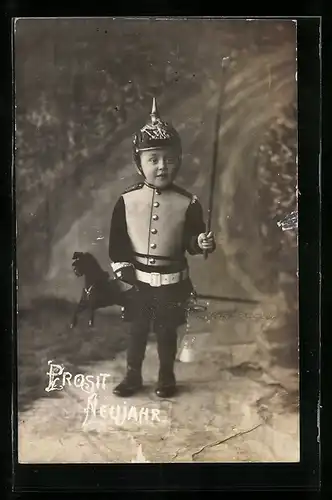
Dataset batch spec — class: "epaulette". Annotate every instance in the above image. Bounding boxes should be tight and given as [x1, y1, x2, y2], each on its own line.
[122, 182, 144, 195]
[172, 184, 198, 202]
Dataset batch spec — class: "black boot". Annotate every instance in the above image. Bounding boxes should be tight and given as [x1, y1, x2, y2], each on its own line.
[155, 326, 178, 398]
[113, 316, 149, 397]
[155, 371, 177, 398]
[113, 367, 143, 397]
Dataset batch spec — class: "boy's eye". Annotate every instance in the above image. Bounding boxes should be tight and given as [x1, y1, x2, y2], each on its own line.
[147, 156, 176, 165]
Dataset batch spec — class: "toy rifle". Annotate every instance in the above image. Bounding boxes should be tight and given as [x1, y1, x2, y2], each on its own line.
[204, 56, 230, 259]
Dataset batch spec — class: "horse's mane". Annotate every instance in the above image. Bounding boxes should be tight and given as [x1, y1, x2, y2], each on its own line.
[84, 252, 109, 279]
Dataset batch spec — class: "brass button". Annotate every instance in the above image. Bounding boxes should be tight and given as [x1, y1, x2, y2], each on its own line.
[152, 214, 159, 221]
[150, 243, 157, 249]
[155, 190, 161, 195]
[151, 228, 157, 234]
[149, 258, 156, 264]
[153, 201, 160, 208]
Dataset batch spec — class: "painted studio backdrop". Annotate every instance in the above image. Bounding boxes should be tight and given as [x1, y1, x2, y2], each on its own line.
[15, 18, 298, 463]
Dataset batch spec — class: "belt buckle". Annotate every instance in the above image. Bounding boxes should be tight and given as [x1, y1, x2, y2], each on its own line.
[150, 272, 162, 287]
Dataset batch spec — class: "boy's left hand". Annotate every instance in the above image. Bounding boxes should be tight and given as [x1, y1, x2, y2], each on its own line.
[197, 231, 216, 252]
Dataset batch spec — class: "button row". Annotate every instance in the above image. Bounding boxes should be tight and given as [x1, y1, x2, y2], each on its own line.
[150, 194, 160, 263]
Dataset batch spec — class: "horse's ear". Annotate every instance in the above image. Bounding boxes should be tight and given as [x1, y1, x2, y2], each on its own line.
[73, 251, 83, 259]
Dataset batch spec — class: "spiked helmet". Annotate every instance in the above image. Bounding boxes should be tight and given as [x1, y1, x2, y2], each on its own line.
[132, 98, 182, 173]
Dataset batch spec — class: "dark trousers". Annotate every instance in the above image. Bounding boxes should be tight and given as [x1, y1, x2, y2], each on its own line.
[125, 280, 190, 384]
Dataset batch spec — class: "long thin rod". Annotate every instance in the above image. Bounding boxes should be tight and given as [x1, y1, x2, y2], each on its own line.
[204, 57, 229, 259]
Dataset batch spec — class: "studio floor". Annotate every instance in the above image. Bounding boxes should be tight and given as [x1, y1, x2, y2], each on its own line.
[17, 298, 299, 463]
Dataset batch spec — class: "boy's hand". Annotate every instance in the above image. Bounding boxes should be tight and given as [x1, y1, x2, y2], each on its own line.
[197, 231, 215, 252]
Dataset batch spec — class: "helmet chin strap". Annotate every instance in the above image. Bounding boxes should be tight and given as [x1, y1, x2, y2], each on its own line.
[133, 161, 142, 176]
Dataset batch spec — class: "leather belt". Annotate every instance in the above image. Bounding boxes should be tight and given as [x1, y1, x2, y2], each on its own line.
[135, 268, 189, 287]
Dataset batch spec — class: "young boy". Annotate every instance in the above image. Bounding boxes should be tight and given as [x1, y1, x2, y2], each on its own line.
[109, 98, 215, 398]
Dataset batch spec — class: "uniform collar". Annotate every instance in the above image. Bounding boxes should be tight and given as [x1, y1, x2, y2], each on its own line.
[143, 180, 174, 192]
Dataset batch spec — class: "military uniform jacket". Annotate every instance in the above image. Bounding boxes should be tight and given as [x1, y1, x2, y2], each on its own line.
[109, 182, 206, 276]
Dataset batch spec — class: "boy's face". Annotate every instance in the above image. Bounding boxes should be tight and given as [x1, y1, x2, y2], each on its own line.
[139, 148, 180, 189]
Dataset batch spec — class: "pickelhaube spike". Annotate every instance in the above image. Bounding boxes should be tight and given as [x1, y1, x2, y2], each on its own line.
[150, 97, 159, 124]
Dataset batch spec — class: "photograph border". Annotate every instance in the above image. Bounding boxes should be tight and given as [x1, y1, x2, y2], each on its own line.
[3, 13, 321, 493]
